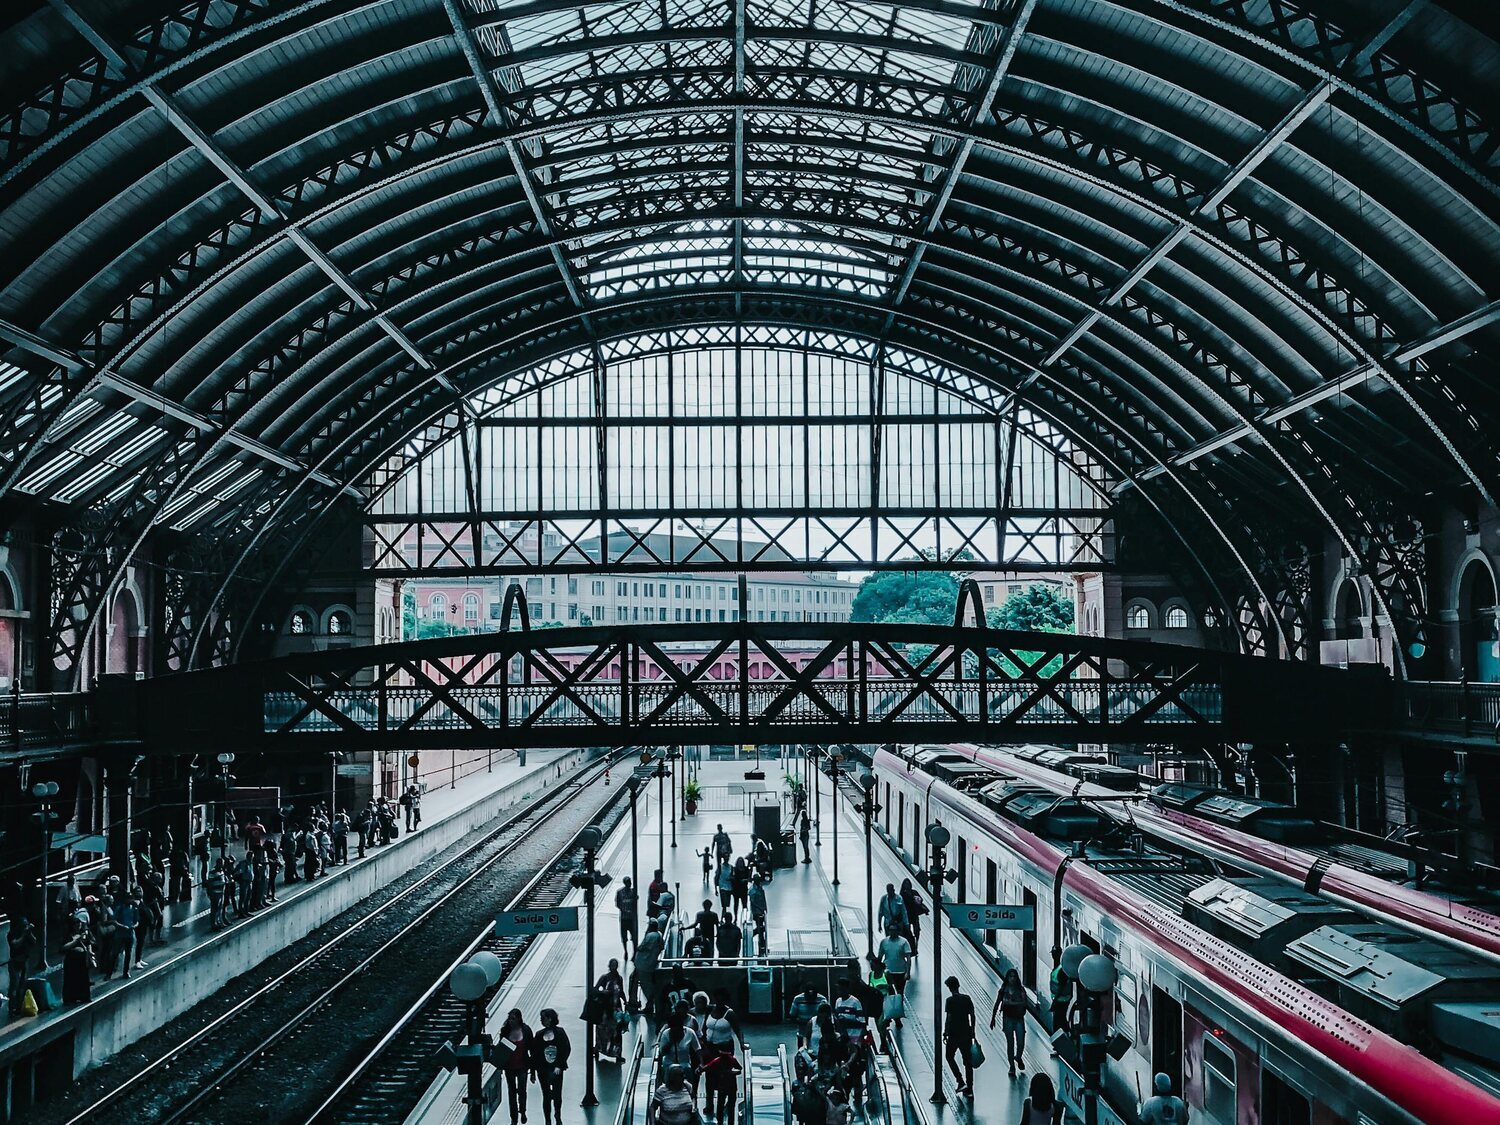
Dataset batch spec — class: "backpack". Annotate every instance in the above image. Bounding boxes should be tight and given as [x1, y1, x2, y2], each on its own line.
[792, 1082, 825, 1125]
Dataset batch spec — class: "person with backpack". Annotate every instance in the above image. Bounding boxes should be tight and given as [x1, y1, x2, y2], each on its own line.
[1140, 1073, 1190, 1124]
[532, 1008, 571, 1125]
[648, 1063, 700, 1125]
[701, 1042, 743, 1125]
[655, 1012, 703, 1078]
[1018, 1073, 1065, 1125]
[1048, 964, 1073, 1047]
[712, 824, 732, 864]
[990, 968, 1029, 1077]
[497, 1009, 534, 1125]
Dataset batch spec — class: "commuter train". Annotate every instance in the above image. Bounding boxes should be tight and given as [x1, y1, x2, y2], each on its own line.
[873, 747, 1500, 1125]
[940, 741, 1500, 967]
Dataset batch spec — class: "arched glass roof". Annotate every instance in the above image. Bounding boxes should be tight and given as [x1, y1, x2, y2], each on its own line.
[0, 0, 1496, 673]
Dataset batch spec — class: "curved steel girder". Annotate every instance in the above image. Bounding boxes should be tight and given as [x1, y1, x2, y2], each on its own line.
[189, 288, 1289, 667]
[6, 0, 1491, 204]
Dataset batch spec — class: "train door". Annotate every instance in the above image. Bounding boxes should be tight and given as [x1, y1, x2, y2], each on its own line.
[1022, 888, 1038, 988]
[896, 796, 905, 854]
[1260, 1068, 1311, 1125]
[1152, 988, 1182, 1096]
[956, 835, 968, 901]
[985, 858, 999, 950]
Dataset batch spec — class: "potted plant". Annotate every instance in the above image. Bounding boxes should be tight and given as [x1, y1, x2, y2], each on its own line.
[683, 778, 702, 815]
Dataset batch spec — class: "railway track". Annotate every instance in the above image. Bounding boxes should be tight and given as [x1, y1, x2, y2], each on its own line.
[41, 754, 624, 1125]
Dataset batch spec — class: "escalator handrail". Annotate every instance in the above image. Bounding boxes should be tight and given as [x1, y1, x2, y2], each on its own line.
[885, 1039, 930, 1125]
[616, 1034, 648, 1125]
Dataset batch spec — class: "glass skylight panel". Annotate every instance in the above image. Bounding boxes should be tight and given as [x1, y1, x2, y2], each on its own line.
[18, 450, 82, 494]
[0, 360, 26, 397]
[52, 460, 117, 504]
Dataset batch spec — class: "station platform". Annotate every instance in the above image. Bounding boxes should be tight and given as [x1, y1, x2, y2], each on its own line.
[0, 746, 594, 1084]
[412, 754, 1078, 1125]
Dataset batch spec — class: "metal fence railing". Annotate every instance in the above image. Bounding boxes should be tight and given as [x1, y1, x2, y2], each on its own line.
[1403, 679, 1500, 739]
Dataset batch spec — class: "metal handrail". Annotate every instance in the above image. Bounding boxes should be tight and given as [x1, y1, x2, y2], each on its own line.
[886, 1039, 929, 1125]
[614, 1035, 647, 1125]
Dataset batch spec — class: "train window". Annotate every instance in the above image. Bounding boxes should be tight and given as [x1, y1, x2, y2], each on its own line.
[1112, 967, 1137, 1046]
[1260, 1069, 1310, 1125]
[1201, 1036, 1236, 1122]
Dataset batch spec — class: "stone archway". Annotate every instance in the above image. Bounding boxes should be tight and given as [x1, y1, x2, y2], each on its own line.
[1458, 558, 1499, 682]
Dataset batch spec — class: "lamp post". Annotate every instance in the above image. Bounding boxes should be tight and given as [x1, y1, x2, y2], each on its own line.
[215, 752, 236, 858]
[655, 748, 666, 871]
[812, 746, 823, 845]
[444, 952, 504, 1125]
[1074, 953, 1119, 1125]
[571, 825, 612, 1107]
[31, 781, 61, 970]
[857, 767, 879, 954]
[925, 822, 956, 1105]
[829, 748, 843, 886]
[669, 747, 678, 847]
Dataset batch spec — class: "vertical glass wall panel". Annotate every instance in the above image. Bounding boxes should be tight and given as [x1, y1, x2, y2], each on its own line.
[480, 425, 540, 511]
[608, 425, 670, 508]
[881, 424, 936, 507]
[937, 423, 995, 508]
[742, 425, 805, 506]
[676, 349, 735, 417]
[675, 426, 739, 506]
[540, 426, 599, 511]
[809, 424, 871, 507]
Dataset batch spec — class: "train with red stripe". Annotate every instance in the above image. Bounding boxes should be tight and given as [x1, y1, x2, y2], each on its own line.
[872, 746, 1500, 1125]
[951, 741, 1500, 968]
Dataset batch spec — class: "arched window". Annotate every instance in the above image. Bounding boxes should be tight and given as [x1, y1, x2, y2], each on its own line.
[430, 592, 448, 619]
[1125, 603, 1152, 630]
[289, 610, 312, 635]
[464, 593, 480, 624]
[327, 610, 351, 636]
[1164, 605, 1189, 629]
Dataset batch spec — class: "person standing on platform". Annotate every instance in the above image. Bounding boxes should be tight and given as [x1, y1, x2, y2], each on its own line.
[7, 916, 37, 1017]
[695, 899, 719, 948]
[715, 913, 743, 963]
[731, 857, 751, 919]
[235, 852, 255, 915]
[799, 812, 812, 864]
[715, 857, 734, 915]
[206, 859, 228, 930]
[354, 804, 371, 858]
[61, 914, 93, 1005]
[532, 1008, 571, 1125]
[170, 842, 191, 903]
[193, 830, 211, 884]
[632, 918, 664, 1014]
[942, 976, 977, 1095]
[332, 811, 350, 865]
[498, 1009, 534, 1125]
[264, 840, 280, 904]
[616, 876, 639, 957]
[990, 967, 1028, 1077]
[748, 875, 768, 932]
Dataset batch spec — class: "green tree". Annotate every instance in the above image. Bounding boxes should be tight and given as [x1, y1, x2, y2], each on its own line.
[850, 571, 960, 624]
[991, 584, 1075, 633]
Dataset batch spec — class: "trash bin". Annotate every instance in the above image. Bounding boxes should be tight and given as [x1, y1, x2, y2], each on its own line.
[777, 830, 797, 868]
[747, 966, 775, 1015]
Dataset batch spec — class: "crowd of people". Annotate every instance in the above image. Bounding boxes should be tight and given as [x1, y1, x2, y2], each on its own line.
[5, 782, 427, 1015]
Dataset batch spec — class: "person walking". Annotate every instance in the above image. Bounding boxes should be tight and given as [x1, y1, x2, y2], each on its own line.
[590, 958, 627, 1063]
[615, 876, 638, 957]
[648, 867, 669, 911]
[877, 925, 912, 1001]
[899, 878, 925, 945]
[632, 918, 664, 1014]
[1019, 1073, 1066, 1124]
[748, 875, 768, 934]
[107, 893, 139, 979]
[730, 857, 751, 919]
[1139, 1073, 1190, 1124]
[712, 824, 732, 865]
[532, 1008, 571, 1125]
[655, 1012, 703, 1086]
[498, 1009, 534, 1125]
[1048, 964, 1072, 1047]
[715, 858, 734, 915]
[877, 882, 906, 932]
[798, 812, 812, 864]
[942, 975, 977, 1095]
[789, 983, 827, 1047]
[129, 887, 152, 968]
[698, 845, 714, 882]
[7, 916, 37, 1017]
[990, 967, 1029, 1077]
